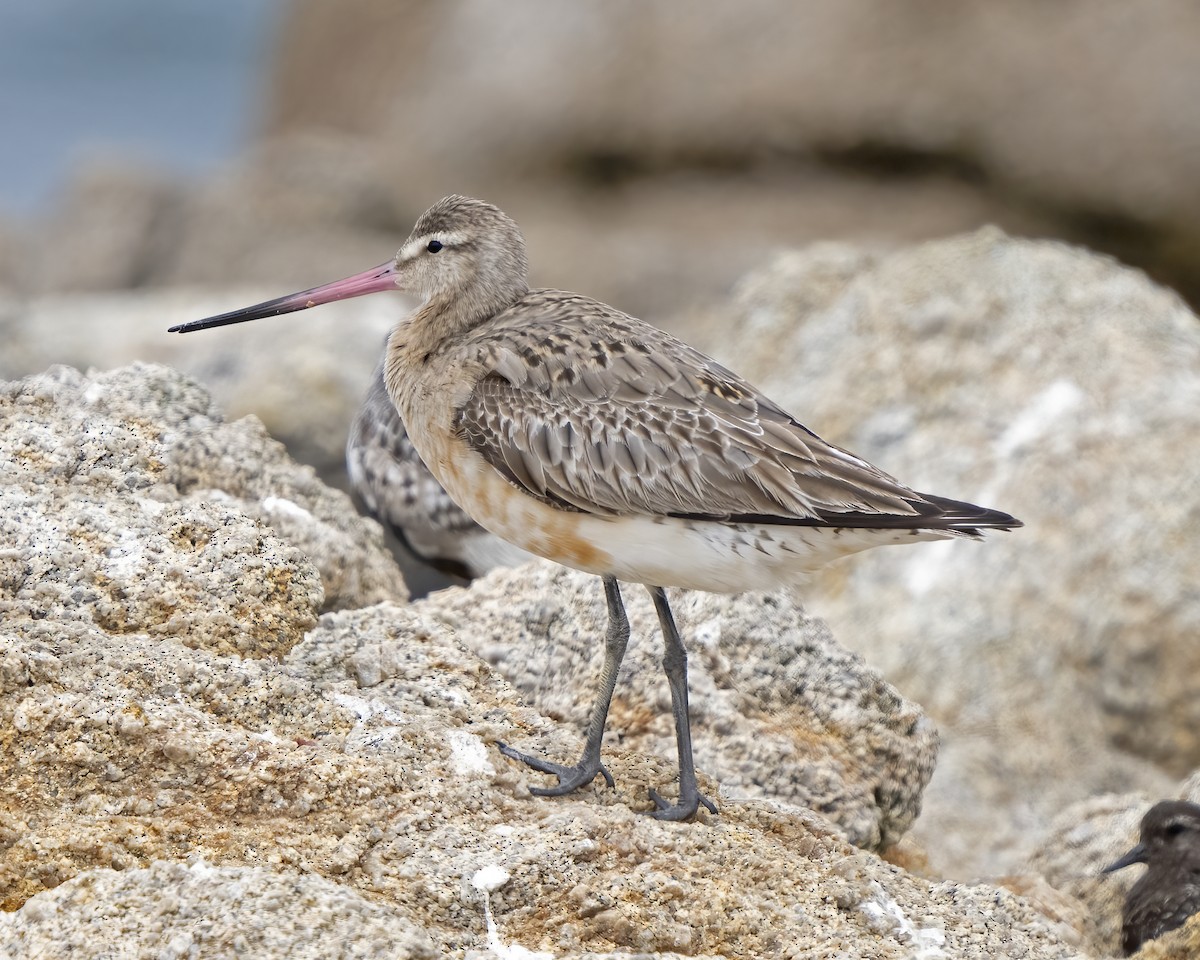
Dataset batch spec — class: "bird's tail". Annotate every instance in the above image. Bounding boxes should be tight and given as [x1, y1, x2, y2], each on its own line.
[918, 493, 1023, 538]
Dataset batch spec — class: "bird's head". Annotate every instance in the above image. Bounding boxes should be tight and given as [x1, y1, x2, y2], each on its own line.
[168, 196, 529, 335]
[1103, 800, 1200, 874]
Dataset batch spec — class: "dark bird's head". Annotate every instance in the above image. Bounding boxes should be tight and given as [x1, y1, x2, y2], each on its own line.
[1104, 801, 1200, 955]
[1104, 800, 1200, 876]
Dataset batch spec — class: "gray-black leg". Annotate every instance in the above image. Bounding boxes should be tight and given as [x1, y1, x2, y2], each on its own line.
[498, 575, 629, 796]
[646, 586, 717, 820]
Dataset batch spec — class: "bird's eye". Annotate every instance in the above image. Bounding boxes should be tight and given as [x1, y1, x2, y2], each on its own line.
[426, 240, 443, 253]
[1166, 822, 1187, 837]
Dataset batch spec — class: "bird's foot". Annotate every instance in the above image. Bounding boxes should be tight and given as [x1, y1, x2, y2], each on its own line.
[497, 741, 614, 796]
[647, 786, 718, 821]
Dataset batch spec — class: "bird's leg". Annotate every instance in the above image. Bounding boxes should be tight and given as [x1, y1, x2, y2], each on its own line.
[498, 575, 629, 795]
[646, 586, 718, 821]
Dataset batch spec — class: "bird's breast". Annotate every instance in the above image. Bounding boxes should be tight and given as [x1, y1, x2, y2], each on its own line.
[413, 424, 617, 575]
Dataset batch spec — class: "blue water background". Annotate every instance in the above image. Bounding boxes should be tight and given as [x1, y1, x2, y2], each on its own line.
[0, 0, 282, 217]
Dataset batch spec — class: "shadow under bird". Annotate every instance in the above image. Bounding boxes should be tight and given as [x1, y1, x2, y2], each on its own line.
[1105, 799, 1200, 955]
[170, 195, 1021, 821]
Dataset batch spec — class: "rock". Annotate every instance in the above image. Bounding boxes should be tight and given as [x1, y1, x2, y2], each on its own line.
[418, 561, 938, 851]
[691, 229, 1198, 878]
[0, 860, 439, 960]
[28, 159, 184, 293]
[269, 1, 1200, 233]
[0, 364, 1082, 957]
[0, 364, 405, 637]
[0, 290, 397, 481]
[0, 602, 1083, 959]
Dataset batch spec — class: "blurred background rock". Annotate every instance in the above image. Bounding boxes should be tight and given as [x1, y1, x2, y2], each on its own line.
[8, 0, 1200, 303]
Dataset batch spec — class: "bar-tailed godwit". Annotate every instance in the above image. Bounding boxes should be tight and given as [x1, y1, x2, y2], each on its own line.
[171, 195, 1021, 820]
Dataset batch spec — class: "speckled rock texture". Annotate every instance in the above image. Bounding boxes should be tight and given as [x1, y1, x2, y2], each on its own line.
[1, 363, 406, 632]
[1027, 777, 1200, 958]
[0, 599, 1085, 958]
[0, 860, 439, 960]
[686, 229, 1200, 879]
[419, 560, 937, 852]
[0, 293, 396, 483]
[0, 365, 1084, 958]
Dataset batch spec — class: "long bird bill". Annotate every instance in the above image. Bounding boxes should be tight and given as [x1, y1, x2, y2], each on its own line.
[168, 261, 400, 333]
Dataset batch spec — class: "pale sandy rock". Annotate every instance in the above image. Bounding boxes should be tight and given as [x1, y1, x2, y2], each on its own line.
[0, 346, 1084, 956]
[0, 601, 1081, 958]
[994, 875, 1090, 954]
[0, 290, 397, 480]
[0, 860, 439, 960]
[416, 561, 938, 852]
[1, 366, 321, 657]
[0, 364, 405, 622]
[690, 230, 1198, 878]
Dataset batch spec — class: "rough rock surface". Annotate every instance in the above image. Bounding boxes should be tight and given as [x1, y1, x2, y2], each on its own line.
[0, 364, 406, 625]
[1028, 778, 1200, 957]
[0, 594, 1084, 959]
[0, 860, 439, 960]
[0, 365, 1083, 958]
[421, 561, 938, 851]
[686, 229, 1198, 878]
[0, 290, 397, 481]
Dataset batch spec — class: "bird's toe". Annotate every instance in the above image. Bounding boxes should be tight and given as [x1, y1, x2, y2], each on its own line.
[647, 786, 718, 821]
[496, 741, 614, 795]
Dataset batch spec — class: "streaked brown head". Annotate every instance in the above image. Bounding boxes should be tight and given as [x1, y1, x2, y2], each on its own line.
[169, 195, 528, 335]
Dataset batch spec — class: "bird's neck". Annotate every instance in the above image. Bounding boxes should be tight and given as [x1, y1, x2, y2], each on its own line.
[408, 280, 527, 349]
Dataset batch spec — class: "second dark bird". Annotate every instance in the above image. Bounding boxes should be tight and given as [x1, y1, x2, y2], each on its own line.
[1104, 799, 1200, 955]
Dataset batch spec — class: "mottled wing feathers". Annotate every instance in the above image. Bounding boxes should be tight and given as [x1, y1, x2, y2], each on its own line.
[454, 291, 1016, 532]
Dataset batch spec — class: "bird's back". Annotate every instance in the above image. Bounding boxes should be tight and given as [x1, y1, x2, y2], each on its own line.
[448, 288, 1020, 535]
[1123, 866, 1200, 954]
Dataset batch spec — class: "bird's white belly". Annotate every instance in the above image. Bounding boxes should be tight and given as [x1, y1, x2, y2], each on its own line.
[554, 510, 944, 593]
[418, 429, 945, 592]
